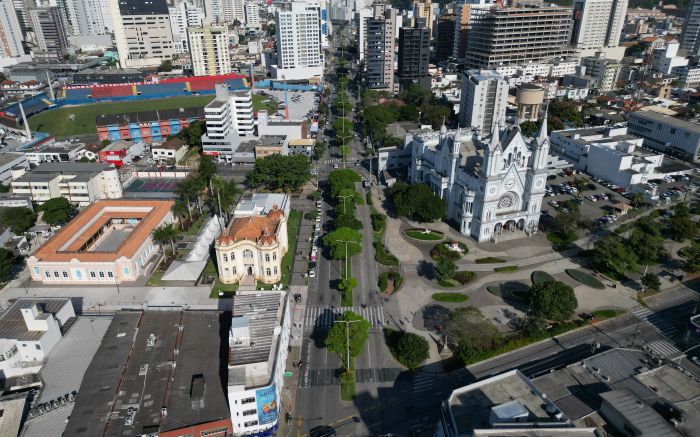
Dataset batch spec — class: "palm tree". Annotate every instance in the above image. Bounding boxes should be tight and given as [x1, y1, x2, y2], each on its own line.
[631, 192, 645, 208]
[171, 200, 189, 230]
[152, 224, 178, 257]
[212, 176, 241, 220]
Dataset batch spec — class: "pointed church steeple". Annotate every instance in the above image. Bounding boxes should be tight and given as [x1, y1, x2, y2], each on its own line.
[488, 121, 501, 152]
[440, 116, 447, 135]
[537, 103, 549, 145]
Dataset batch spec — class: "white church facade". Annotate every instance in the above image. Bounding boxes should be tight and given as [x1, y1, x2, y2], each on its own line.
[408, 121, 551, 243]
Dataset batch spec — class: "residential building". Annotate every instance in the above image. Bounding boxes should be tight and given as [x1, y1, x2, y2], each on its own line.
[408, 121, 550, 242]
[12, 0, 31, 34]
[72, 0, 114, 35]
[288, 138, 315, 156]
[98, 139, 146, 167]
[215, 195, 289, 285]
[273, 1, 324, 80]
[435, 12, 455, 63]
[11, 162, 123, 205]
[224, 0, 245, 24]
[245, 1, 261, 29]
[463, 5, 575, 70]
[397, 18, 431, 90]
[225, 291, 290, 436]
[681, 0, 700, 56]
[203, 0, 225, 23]
[201, 85, 255, 159]
[366, 3, 397, 91]
[580, 52, 621, 92]
[676, 65, 700, 88]
[29, 7, 70, 62]
[0, 153, 28, 184]
[515, 84, 544, 123]
[0, 298, 75, 380]
[413, 0, 434, 34]
[571, 0, 628, 59]
[188, 22, 231, 76]
[27, 200, 175, 284]
[0, 0, 25, 58]
[169, 1, 205, 53]
[355, 7, 372, 61]
[452, 0, 491, 62]
[64, 311, 233, 437]
[151, 137, 188, 164]
[109, 0, 175, 68]
[459, 69, 508, 136]
[628, 111, 700, 161]
[651, 40, 688, 74]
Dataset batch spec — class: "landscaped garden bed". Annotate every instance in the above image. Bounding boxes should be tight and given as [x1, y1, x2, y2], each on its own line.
[566, 269, 605, 289]
[403, 228, 444, 241]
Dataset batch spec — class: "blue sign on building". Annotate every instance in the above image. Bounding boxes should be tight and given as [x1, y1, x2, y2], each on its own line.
[256, 384, 278, 425]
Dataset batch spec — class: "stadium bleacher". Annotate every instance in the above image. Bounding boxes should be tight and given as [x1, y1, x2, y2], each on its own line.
[137, 82, 186, 96]
[90, 84, 133, 98]
[2, 92, 54, 118]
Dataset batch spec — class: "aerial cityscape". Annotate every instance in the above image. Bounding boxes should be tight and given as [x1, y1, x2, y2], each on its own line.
[0, 0, 699, 435]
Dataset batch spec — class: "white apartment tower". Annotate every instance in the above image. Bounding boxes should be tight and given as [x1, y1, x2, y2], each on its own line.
[571, 0, 628, 58]
[223, 0, 245, 23]
[365, 3, 397, 90]
[203, 0, 224, 23]
[170, 1, 205, 53]
[245, 1, 261, 29]
[459, 69, 508, 137]
[109, 0, 175, 68]
[274, 1, 324, 80]
[188, 22, 231, 76]
[0, 0, 24, 58]
[201, 84, 256, 157]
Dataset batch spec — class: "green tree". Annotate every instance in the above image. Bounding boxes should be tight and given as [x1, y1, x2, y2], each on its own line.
[394, 332, 430, 369]
[390, 181, 445, 222]
[40, 198, 77, 226]
[328, 169, 361, 198]
[176, 176, 202, 220]
[335, 214, 362, 230]
[634, 216, 662, 236]
[322, 227, 362, 259]
[324, 311, 370, 368]
[152, 224, 178, 256]
[0, 248, 18, 282]
[666, 217, 698, 242]
[593, 236, 638, 277]
[212, 177, 240, 218]
[630, 192, 646, 208]
[1, 207, 37, 234]
[641, 273, 661, 292]
[0, 184, 10, 193]
[171, 200, 189, 230]
[626, 229, 665, 265]
[519, 120, 540, 137]
[246, 154, 311, 191]
[157, 59, 173, 72]
[549, 99, 583, 127]
[444, 307, 501, 351]
[198, 154, 217, 190]
[571, 177, 589, 198]
[177, 120, 205, 149]
[554, 210, 579, 242]
[266, 22, 276, 36]
[434, 258, 457, 283]
[682, 245, 700, 272]
[529, 280, 578, 321]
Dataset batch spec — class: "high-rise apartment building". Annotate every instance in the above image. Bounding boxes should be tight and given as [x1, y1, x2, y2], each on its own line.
[681, 0, 700, 56]
[29, 7, 70, 62]
[397, 18, 431, 90]
[223, 0, 245, 23]
[204, 0, 224, 23]
[464, 5, 574, 69]
[571, 0, 628, 58]
[580, 52, 621, 91]
[170, 1, 205, 53]
[413, 0, 434, 34]
[12, 0, 30, 34]
[274, 1, 323, 80]
[0, 0, 25, 58]
[188, 22, 231, 76]
[459, 69, 508, 136]
[202, 84, 255, 158]
[452, 0, 494, 61]
[34, 0, 80, 36]
[110, 0, 175, 68]
[356, 7, 372, 61]
[74, 0, 114, 35]
[245, 1, 261, 29]
[366, 3, 397, 90]
[435, 12, 455, 63]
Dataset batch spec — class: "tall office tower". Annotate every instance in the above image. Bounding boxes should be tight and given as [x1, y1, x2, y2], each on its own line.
[356, 6, 371, 61]
[0, 0, 25, 58]
[188, 22, 231, 76]
[203, 0, 223, 22]
[412, 0, 433, 34]
[12, 0, 30, 34]
[452, 0, 491, 62]
[244, 1, 260, 29]
[681, 0, 700, 56]
[274, 1, 323, 80]
[319, 0, 331, 48]
[170, 1, 205, 52]
[366, 3, 397, 91]
[223, 0, 245, 23]
[571, 0, 628, 59]
[459, 69, 508, 136]
[435, 12, 455, 63]
[397, 18, 431, 90]
[29, 7, 69, 61]
[464, 5, 575, 69]
[34, 0, 81, 36]
[109, 0, 175, 68]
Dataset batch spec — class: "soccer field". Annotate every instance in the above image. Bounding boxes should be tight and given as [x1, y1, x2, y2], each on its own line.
[28, 93, 277, 138]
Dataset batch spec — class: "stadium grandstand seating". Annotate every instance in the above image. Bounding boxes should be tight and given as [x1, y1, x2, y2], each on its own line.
[63, 87, 92, 100]
[1, 92, 54, 118]
[90, 84, 134, 98]
[137, 82, 186, 96]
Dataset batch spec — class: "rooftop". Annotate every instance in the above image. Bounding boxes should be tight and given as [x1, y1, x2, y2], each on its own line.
[14, 162, 114, 183]
[0, 298, 71, 342]
[154, 137, 186, 150]
[0, 394, 27, 437]
[217, 207, 284, 246]
[630, 110, 700, 134]
[102, 139, 135, 152]
[233, 193, 289, 218]
[30, 199, 173, 263]
[600, 389, 681, 437]
[65, 311, 230, 436]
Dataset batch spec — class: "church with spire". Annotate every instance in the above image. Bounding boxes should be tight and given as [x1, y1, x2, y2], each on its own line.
[407, 117, 550, 242]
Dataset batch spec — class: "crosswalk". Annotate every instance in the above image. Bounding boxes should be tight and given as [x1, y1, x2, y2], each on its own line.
[303, 306, 386, 329]
[632, 307, 682, 357]
[644, 339, 681, 357]
[324, 158, 343, 164]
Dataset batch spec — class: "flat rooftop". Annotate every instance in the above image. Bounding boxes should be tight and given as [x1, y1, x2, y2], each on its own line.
[65, 311, 230, 436]
[234, 193, 288, 217]
[0, 153, 26, 167]
[0, 298, 70, 342]
[31, 199, 173, 263]
[630, 110, 700, 134]
[14, 162, 114, 183]
[102, 139, 134, 152]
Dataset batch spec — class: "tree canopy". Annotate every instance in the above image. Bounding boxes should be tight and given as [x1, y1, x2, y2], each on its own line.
[246, 154, 311, 192]
[394, 332, 430, 369]
[626, 229, 665, 264]
[322, 227, 362, 259]
[328, 169, 361, 198]
[444, 307, 501, 352]
[519, 120, 540, 137]
[0, 207, 36, 234]
[434, 258, 457, 282]
[593, 235, 638, 277]
[682, 245, 700, 273]
[529, 280, 578, 321]
[641, 273, 661, 292]
[177, 120, 205, 149]
[324, 311, 370, 368]
[391, 181, 445, 222]
[0, 248, 18, 283]
[40, 198, 77, 226]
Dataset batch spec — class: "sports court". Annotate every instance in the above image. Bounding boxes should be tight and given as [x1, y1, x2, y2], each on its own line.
[124, 178, 179, 195]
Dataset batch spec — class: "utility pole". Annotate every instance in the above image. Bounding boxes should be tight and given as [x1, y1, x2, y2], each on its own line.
[335, 239, 358, 280]
[337, 193, 353, 214]
[334, 319, 361, 369]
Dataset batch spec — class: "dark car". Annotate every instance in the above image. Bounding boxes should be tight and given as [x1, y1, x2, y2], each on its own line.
[310, 426, 336, 437]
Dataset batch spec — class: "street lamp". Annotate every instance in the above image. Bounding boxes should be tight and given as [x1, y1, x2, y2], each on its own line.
[337, 193, 353, 214]
[335, 239, 358, 280]
[333, 318, 361, 370]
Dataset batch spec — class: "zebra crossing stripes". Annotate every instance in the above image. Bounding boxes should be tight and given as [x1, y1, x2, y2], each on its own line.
[644, 339, 681, 357]
[632, 307, 679, 338]
[303, 306, 386, 329]
[325, 158, 343, 164]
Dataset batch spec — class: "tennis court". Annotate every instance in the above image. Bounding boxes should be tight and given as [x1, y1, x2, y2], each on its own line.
[125, 178, 180, 193]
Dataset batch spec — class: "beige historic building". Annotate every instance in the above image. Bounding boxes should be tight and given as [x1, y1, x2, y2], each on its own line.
[215, 206, 288, 285]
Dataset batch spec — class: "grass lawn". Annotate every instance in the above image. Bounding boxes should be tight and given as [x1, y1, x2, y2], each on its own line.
[252, 93, 278, 113]
[475, 257, 506, 264]
[565, 269, 605, 289]
[210, 280, 238, 298]
[340, 367, 356, 401]
[185, 215, 208, 236]
[29, 95, 215, 138]
[438, 278, 460, 287]
[531, 271, 555, 285]
[546, 232, 576, 245]
[494, 266, 519, 273]
[432, 292, 469, 302]
[146, 270, 165, 286]
[591, 309, 625, 319]
[403, 229, 444, 241]
[281, 210, 302, 288]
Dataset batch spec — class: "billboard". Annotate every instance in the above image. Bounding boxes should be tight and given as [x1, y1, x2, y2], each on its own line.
[256, 384, 278, 425]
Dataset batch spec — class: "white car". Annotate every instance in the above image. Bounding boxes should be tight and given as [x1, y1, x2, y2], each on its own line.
[315, 216, 321, 222]
[308, 269, 316, 278]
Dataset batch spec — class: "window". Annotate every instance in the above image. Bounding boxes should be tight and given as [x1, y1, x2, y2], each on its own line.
[265, 254, 270, 262]
[231, 252, 235, 260]
[99, 272, 105, 278]
[33, 267, 39, 275]
[241, 397, 255, 404]
[53, 271, 59, 278]
[35, 344, 41, 350]
[90, 271, 96, 278]
[123, 267, 130, 277]
[242, 409, 257, 416]
[107, 271, 114, 278]
[45, 271, 51, 278]
[243, 420, 258, 427]
[243, 249, 253, 258]
[223, 253, 228, 262]
[266, 268, 271, 276]
[274, 267, 278, 275]
[233, 267, 237, 275]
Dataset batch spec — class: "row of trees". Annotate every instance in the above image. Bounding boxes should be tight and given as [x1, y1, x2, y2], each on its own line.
[246, 154, 311, 192]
